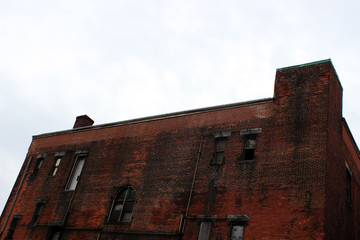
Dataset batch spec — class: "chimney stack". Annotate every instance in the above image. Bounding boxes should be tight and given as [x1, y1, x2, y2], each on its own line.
[73, 115, 94, 129]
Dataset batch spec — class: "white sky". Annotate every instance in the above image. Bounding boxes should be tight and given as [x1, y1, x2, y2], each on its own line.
[1, 0, 360, 212]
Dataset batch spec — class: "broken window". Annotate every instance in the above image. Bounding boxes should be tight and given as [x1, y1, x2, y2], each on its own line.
[30, 203, 44, 226]
[198, 221, 212, 240]
[108, 186, 136, 223]
[213, 137, 227, 164]
[49, 152, 64, 177]
[65, 154, 86, 191]
[32, 157, 44, 177]
[242, 134, 257, 161]
[231, 225, 244, 240]
[50, 157, 62, 176]
[5, 215, 22, 240]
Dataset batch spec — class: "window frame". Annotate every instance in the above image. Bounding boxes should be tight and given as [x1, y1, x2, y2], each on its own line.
[198, 221, 212, 240]
[212, 137, 227, 165]
[230, 224, 245, 240]
[108, 186, 137, 224]
[49, 152, 64, 177]
[65, 154, 87, 191]
[227, 214, 250, 240]
[4, 215, 22, 240]
[32, 155, 45, 177]
[30, 202, 45, 226]
[346, 163, 352, 206]
[211, 131, 231, 165]
[242, 134, 257, 161]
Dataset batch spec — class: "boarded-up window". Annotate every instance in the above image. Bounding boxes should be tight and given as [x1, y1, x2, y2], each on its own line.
[231, 225, 244, 240]
[213, 137, 227, 164]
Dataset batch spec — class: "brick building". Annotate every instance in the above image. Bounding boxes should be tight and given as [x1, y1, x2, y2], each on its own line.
[0, 59, 359, 239]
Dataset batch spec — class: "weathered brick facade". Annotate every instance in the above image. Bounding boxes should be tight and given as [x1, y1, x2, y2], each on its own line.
[1, 59, 359, 240]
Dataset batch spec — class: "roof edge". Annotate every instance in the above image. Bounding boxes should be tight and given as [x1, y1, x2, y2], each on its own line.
[33, 97, 274, 139]
[276, 58, 342, 89]
[276, 59, 332, 71]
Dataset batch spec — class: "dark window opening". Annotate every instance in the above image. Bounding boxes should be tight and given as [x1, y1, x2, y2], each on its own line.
[242, 134, 257, 161]
[47, 227, 62, 240]
[108, 186, 136, 223]
[213, 137, 227, 164]
[346, 168, 352, 205]
[32, 157, 44, 177]
[5, 215, 22, 240]
[30, 203, 44, 226]
[198, 221, 212, 240]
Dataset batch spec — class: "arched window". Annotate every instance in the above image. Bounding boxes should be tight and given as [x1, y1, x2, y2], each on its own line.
[108, 186, 136, 223]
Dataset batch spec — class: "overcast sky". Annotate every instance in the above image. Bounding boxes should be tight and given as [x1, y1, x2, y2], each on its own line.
[1, 0, 360, 212]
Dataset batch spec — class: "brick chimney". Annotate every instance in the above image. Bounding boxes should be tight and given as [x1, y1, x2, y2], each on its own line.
[73, 115, 94, 129]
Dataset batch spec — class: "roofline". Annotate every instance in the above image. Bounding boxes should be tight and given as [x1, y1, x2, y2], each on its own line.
[33, 97, 274, 139]
[276, 58, 342, 90]
[276, 59, 332, 71]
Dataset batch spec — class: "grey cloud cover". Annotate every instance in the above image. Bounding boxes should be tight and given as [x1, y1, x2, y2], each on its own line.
[1, 0, 360, 211]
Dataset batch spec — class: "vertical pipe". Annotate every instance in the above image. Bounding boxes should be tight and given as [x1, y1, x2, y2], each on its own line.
[181, 136, 203, 237]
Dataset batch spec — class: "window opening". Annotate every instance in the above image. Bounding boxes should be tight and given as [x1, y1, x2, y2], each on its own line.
[231, 225, 244, 240]
[108, 186, 136, 223]
[213, 137, 227, 164]
[32, 157, 44, 177]
[30, 203, 44, 226]
[5, 215, 22, 240]
[346, 167, 352, 205]
[65, 154, 86, 191]
[48, 227, 62, 240]
[50, 157, 62, 176]
[50, 231, 61, 240]
[242, 134, 257, 161]
[198, 221, 212, 240]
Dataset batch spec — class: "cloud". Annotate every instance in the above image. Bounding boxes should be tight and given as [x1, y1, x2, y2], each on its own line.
[1, 0, 360, 212]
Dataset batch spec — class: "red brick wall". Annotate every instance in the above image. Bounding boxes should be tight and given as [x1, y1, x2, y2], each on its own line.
[1, 60, 359, 240]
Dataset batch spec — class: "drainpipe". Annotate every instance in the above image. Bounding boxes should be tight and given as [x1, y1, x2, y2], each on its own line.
[0, 156, 33, 236]
[180, 136, 203, 238]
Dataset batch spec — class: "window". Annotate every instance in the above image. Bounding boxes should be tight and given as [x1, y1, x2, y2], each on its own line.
[49, 152, 64, 177]
[198, 221, 212, 240]
[227, 214, 249, 240]
[48, 227, 62, 240]
[242, 134, 257, 161]
[32, 157, 44, 177]
[346, 166, 352, 205]
[213, 137, 227, 164]
[50, 157, 62, 176]
[30, 203, 44, 226]
[108, 186, 136, 223]
[5, 215, 22, 240]
[65, 154, 86, 190]
[231, 225, 244, 240]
